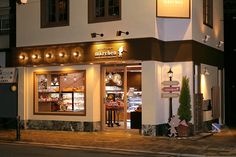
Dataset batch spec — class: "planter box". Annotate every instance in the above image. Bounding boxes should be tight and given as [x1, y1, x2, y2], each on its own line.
[177, 123, 194, 137]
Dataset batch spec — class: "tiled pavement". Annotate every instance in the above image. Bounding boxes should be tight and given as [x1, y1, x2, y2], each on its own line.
[0, 127, 235, 156]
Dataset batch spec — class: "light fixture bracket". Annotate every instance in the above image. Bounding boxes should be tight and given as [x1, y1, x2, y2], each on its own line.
[91, 33, 104, 38]
[116, 31, 129, 36]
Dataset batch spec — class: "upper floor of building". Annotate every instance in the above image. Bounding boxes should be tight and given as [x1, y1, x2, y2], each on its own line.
[14, 0, 224, 51]
[0, 0, 10, 49]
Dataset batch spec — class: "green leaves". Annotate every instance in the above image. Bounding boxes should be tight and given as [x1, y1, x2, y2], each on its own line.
[178, 76, 192, 122]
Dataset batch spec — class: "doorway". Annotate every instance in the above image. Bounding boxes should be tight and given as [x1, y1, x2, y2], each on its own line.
[101, 64, 142, 130]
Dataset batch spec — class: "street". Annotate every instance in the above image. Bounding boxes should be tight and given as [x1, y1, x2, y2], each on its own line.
[0, 142, 173, 157]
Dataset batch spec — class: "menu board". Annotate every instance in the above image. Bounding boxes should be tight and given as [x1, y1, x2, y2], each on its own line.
[0, 68, 17, 83]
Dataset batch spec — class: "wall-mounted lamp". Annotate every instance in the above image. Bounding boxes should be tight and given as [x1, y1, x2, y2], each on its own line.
[91, 33, 104, 38]
[19, 55, 25, 60]
[59, 52, 65, 58]
[16, 0, 28, 4]
[32, 54, 38, 59]
[203, 67, 210, 75]
[202, 35, 210, 43]
[73, 51, 81, 57]
[116, 31, 129, 36]
[217, 41, 224, 48]
[45, 53, 52, 58]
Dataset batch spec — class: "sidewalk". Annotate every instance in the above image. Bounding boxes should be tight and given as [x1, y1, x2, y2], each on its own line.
[0, 127, 236, 156]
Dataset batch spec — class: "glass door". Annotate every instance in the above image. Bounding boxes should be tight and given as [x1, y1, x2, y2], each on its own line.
[101, 64, 142, 130]
[102, 65, 127, 129]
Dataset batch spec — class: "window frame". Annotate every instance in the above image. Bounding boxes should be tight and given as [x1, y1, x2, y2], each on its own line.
[0, 14, 10, 34]
[33, 70, 86, 116]
[41, 0, 69, 28]
[88, 0, 121, 23]
[203, 0, 213, 28]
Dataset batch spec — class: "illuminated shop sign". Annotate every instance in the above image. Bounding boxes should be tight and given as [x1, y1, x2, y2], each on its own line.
[94, 46, 127, 59]
[0, 68, 17, 83]
[157, 0, 190, 18]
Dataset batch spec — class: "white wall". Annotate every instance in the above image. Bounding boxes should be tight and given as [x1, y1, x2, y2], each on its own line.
[192, 0, 224, 51]
[156, 18, 192, 41]
[200, 64, 218, 100]
[18, 64, 101, 122]
[142, 61, 194, 125]
[16, 0, 156, 47]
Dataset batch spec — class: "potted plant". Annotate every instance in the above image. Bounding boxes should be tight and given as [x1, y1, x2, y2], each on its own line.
[177, 76, 192, 137]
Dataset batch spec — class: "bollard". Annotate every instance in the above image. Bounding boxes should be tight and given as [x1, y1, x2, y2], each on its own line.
[16, 115, 21, 141]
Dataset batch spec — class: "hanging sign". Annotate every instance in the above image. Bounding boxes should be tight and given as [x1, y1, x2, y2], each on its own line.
[0, 68, 17, 83]
[161, 81, 179, 86]
[161, 93, 180, 98]
[162, 86, 180, 92]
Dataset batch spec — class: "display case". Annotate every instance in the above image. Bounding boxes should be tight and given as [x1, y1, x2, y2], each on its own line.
[34, 70, 86, 115]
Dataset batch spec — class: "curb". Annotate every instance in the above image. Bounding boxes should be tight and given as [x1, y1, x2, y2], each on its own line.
[0, 140, 205, 157]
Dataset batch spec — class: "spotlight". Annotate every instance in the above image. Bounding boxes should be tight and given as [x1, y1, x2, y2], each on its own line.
[202, 35, 210, 43]
[91, 33, 104, 38]
[16, 0, 28, 4]
[217, 41, 224, 48]
[203, 67, 210, 75]
[59, 52, 65, 57]
[19, 55, 25, 60]
[32, 54, 38, 59]
[45, 53, 52, 58]
[73, 51, 80, 57]
[116, 31, 129, 36]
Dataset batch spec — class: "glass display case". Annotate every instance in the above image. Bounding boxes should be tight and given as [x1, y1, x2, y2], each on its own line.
[34, 70, 86, 115]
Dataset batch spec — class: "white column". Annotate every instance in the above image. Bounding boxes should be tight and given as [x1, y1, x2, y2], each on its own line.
[142, 61, 164, 126]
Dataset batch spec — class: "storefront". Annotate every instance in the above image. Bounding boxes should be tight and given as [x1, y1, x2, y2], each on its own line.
[15, 38, 224, 135]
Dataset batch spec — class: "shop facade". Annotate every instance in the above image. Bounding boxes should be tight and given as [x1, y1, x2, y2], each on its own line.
[15, 38, 224, 135]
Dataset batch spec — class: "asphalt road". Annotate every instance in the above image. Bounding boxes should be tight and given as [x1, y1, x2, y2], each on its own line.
[0, 142, 174, 157]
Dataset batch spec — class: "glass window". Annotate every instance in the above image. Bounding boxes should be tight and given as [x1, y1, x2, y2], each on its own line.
[34, 71, 86, 115]
[88, 0, 121, 23]
[0, 15, 10, 34]
[41, 0, 69, 28]
[203, 0, 213, 28]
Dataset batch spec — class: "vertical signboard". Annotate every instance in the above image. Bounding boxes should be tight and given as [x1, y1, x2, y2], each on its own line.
[0, 68, 17, 83]
[157, 0, 191, 18]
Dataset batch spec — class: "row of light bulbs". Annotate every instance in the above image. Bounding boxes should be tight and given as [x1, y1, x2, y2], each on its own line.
[19, 51, 81, 60]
